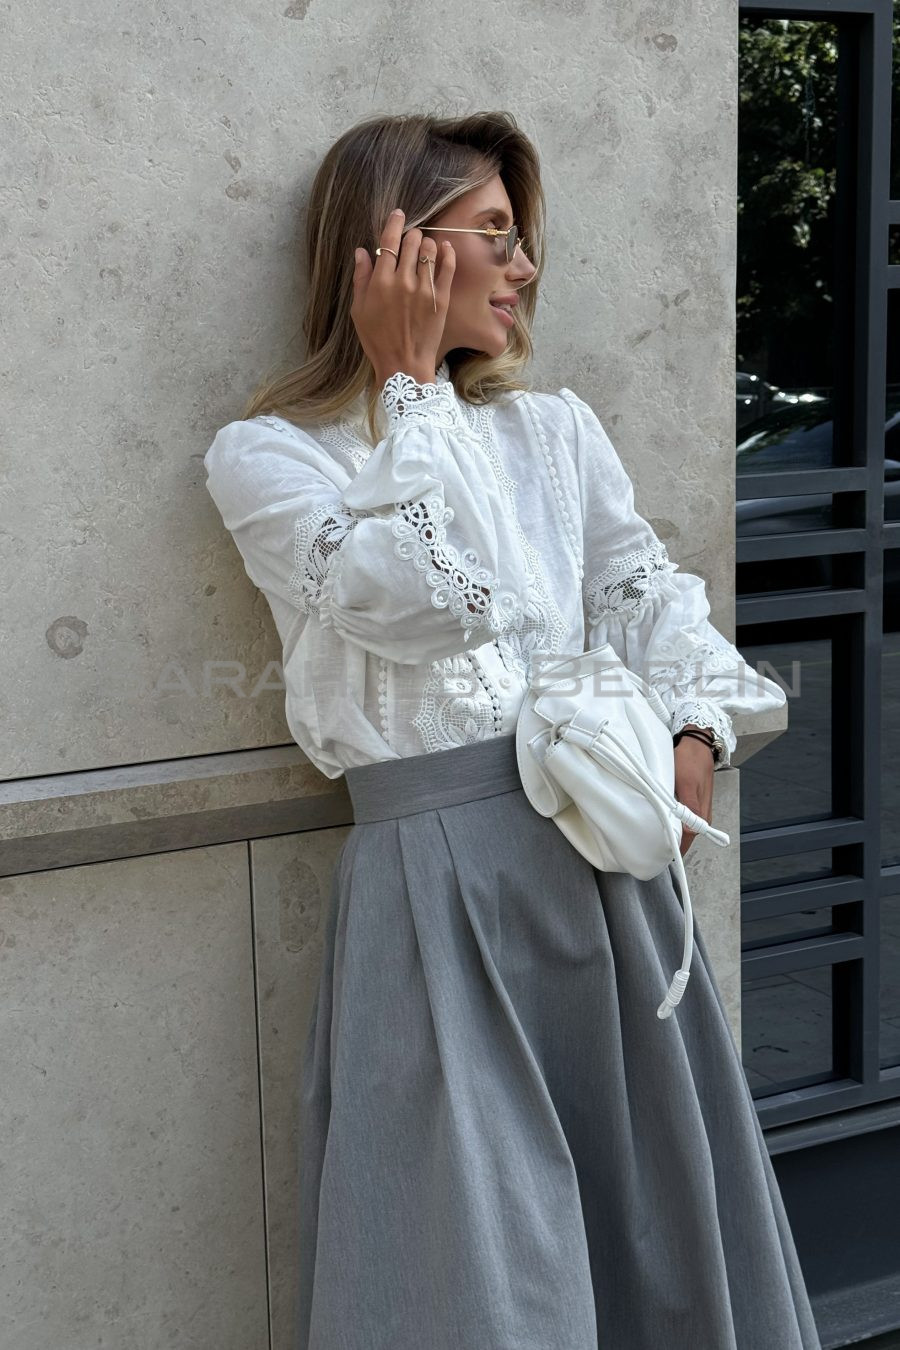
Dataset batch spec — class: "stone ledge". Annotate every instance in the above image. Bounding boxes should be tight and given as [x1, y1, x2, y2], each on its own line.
[728, 700, 789, 768]
[0, 745, 351, 877]
[0, 703, 789, 876]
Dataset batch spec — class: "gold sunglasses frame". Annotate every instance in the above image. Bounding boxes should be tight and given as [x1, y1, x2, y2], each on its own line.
[413, 224, 528, 264]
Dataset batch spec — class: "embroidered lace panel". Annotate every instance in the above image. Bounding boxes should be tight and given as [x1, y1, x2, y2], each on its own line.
[317, 418, 373, 472]
[390, 494, 526, 640]
[585, 540, 740, 768]
[584, 539, 680, 617]
[413, 653, 503, 752]
[289, 502, 363, 617]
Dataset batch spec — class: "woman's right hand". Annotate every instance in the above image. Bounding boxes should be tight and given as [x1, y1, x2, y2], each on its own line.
[351, 208, 456, 388]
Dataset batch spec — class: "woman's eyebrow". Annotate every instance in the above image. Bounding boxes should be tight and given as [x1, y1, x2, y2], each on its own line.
[473, 206, 511, 225]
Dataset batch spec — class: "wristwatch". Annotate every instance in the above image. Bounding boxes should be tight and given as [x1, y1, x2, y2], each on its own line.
[672, 727, 725, 765]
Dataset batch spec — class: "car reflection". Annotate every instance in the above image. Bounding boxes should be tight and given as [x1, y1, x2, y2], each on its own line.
[734, 391, 900, 607]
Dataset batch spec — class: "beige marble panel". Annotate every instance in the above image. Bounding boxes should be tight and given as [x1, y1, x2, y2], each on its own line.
[249, 826, 351, 1350]
[1, 0, 738, 777]
[1, 845, 268, 1350]
[0, 745, 351, 875]
[249, 789, 747, 1350]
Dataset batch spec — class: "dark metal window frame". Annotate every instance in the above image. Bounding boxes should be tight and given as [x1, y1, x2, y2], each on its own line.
[737, 0, 896, 1132]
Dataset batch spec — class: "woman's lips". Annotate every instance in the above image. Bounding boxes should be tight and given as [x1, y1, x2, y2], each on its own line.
[489, 303, 515, 329]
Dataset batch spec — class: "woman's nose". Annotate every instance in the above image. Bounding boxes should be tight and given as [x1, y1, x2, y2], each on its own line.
[507, 247, 536, 287]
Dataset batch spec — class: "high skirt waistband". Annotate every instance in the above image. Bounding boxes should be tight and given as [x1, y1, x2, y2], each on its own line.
[343, 732, 522, 822]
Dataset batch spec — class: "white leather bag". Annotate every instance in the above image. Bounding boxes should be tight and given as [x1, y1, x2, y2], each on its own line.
[515, 644, 731, 1021]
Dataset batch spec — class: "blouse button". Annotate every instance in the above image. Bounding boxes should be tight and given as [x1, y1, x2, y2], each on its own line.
[499, 675, 512, 688]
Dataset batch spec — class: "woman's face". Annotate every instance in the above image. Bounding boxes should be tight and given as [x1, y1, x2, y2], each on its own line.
[417, 173, 537, 366]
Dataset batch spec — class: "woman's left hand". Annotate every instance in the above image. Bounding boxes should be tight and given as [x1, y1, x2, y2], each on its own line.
[674, 726, 716, 857]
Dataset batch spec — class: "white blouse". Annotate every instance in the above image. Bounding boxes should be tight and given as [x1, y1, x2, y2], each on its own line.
[203, 361, 786, 781]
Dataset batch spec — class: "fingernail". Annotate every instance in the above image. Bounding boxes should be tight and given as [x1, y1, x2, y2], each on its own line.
[392, 208, 403, 216]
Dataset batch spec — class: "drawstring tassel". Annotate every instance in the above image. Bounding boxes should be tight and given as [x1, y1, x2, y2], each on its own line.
[554, 716, 730, 1021]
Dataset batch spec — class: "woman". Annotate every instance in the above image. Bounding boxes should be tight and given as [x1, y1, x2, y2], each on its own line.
[204, 112, 821, 1350]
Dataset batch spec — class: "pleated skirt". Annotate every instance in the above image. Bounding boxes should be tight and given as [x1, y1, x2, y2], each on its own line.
[294, 731, 822, 1350]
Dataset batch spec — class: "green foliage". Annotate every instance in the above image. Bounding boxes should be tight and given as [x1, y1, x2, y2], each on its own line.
[737, 12, 900, 373]
[737, 19, 840, 365]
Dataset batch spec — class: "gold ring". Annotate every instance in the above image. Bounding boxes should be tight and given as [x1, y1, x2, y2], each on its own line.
[419, 255, 437, 312]
[375, 247, 398, 259]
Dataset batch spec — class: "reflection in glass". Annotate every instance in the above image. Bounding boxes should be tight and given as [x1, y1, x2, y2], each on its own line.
[892, 4, 900, 198]
[884, 601, 900, 869]
[742, 966, 834, 1095]
[741, 850, 834, 892]
[736, 634, 832, 840]
[888, 291, 900, 525]
[880, 895, 900, 1069]
[737, 18, 839, 464]
[742, 909, 834, 947]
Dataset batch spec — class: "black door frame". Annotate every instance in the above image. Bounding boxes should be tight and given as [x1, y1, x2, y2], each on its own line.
[737, 0, 897, 1144]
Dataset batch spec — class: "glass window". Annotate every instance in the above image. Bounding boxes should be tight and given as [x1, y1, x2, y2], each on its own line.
[741, 849, 834, 892]
[883, 570, 900, 869]
[737, 18, 840, 469]
[892, 2, 900, 199]
[743, 908, 834, 947]
[880, 895, 900, 1069]
[734, 630, 833, 833]
[887, 291, 900, 525]
[742, 965, 836, 1094]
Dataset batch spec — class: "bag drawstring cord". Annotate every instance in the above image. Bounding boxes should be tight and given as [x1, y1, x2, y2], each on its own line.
[553, 714, 730, 1020]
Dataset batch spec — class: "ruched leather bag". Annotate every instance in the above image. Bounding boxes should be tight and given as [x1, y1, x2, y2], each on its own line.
[515, 644, 731, 1020]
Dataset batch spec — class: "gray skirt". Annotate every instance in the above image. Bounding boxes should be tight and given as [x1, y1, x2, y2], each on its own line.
[295, 731, 822, 1350]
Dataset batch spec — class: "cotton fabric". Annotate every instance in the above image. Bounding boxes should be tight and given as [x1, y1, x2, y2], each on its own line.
[295, 732, 822, 1350]
[203, 362, 786, 779]
[202, 364, 817, 1349]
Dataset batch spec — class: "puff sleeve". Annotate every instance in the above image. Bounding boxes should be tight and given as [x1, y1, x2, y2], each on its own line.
[558, 386, 787, 769]
[203, 370, 534, 666]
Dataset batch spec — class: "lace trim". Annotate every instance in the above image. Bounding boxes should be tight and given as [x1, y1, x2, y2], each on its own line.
[648, 626, 742, 771]
[252, 413, 293, 434]
[289, 502, 363, 616]
[318, 418, 373, 472]
[377, 656, 389, 743]
[456, 398, 566, 681]
[380, 371, 468, 433]
[585, 540, 679, 618]
[413, 652, 503, 752]
[390, 493, 526, 640]
[523, 394, 583, 580]
[670, 698, 735, 770]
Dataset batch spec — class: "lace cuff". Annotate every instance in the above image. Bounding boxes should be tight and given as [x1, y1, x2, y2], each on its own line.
[670, 699, 735, 770]
[380, 370, 471, 435]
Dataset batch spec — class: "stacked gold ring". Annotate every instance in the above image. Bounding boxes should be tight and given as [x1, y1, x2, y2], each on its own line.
[373, 246, 437, 312]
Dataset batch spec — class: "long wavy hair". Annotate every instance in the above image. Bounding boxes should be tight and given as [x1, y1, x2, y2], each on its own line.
[240, 111, 546, 445]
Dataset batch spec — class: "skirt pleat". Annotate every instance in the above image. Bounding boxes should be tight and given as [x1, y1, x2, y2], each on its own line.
[294, 733, 822, 1350]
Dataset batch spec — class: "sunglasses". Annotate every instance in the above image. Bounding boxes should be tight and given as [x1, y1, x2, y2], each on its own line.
[414, 223, 528, 264]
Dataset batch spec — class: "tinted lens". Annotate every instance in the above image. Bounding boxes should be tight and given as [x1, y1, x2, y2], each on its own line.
[506, 224, 518, 262]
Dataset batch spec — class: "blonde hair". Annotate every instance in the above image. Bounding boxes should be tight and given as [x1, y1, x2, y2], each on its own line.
[240, 110, 546, 445]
